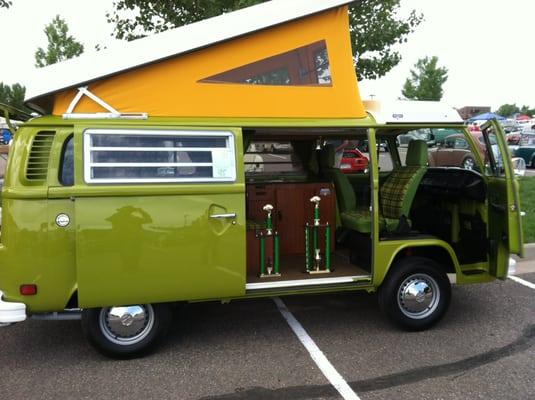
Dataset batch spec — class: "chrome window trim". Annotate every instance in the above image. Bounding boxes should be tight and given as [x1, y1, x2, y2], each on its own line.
[83, 129, 236, 184]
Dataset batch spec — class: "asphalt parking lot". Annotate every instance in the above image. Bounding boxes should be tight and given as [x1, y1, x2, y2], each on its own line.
[1, 267, 534, 400]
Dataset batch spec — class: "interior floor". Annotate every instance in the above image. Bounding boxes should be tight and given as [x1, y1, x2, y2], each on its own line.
[246, 250, 370, 284]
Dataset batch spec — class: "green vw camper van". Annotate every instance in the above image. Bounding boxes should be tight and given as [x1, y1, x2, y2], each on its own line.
[0, 0, 523, 357]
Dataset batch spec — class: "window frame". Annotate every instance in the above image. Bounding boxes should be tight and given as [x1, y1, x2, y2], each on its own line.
[83, 129, 237, 184]
[200, 40, 332, 87]
[59, 134, 75, 186]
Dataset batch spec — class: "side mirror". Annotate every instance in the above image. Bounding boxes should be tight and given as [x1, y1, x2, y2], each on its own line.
[512, 157, 526, 176]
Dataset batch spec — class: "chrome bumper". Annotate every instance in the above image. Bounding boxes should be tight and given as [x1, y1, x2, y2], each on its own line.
[0, 290, 26, 326]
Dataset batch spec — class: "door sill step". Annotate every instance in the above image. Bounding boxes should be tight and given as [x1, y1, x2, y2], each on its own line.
[245, 275, 371, 291]
[461, 269, 487, 275]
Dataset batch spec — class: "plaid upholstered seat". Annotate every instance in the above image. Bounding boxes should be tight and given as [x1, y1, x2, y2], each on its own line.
[379, 140, 427, 224]
[380, 166, 425, 220]
[319, 140, 427, 234]
[341, 209, 398, 233]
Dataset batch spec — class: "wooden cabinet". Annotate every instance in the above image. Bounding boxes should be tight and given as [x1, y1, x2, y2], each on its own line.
[246, 182, 336, 255]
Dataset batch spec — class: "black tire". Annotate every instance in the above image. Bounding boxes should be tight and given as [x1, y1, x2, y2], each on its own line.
[378, 257, 451, 331]
[81, 303, 172, 359]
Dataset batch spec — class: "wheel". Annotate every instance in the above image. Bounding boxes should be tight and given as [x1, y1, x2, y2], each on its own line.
[81, 303, 172, 358]
[462, 156, 476, 170]
[378, 257, 451, 331]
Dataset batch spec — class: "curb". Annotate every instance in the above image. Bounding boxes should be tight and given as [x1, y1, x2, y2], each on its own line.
[515, 242, 535, 262]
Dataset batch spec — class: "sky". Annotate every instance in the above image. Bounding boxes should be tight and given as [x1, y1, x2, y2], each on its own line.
[0, 0, 533, 110]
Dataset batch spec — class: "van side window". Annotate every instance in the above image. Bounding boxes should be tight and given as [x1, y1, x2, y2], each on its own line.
[200, 40, 331, 86]
[59, 136, 74, 186]
[83, 129, 236, 184]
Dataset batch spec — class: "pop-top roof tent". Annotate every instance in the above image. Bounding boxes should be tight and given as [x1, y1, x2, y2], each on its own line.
[25, 0, 368, 120]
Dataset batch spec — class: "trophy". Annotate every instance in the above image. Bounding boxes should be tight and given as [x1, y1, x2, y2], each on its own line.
[304, 196, 331, 274]
[257, 204, 280, 278]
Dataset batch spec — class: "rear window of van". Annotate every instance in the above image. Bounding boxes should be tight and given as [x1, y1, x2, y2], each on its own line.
[83, 129, 236, 184]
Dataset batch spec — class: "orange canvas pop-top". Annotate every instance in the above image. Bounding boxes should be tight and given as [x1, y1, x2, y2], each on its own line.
[28, 4, 366, 120]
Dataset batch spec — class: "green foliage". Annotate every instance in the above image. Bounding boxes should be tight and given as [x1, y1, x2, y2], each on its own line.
[496, 104, 520, 117]
[35, 15, 84, 68]
[0, 82, 30, 112]
[348, 0, 423, 80]
[402, 56, 448, 101]
[106, 0, 422, 80]
[519, 177, 535, 243]
[520, 105, 535, 117]
[495, 104, 535, 118]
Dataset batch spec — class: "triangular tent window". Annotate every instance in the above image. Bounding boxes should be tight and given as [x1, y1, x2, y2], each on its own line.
[200, 40, 332, 86]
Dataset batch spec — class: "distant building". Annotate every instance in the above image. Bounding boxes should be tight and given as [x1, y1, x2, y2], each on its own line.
[457, 106, 491, 120]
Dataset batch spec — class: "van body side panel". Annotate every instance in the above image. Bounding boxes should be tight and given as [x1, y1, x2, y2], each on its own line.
[373, 239, 463, 287]
[0, 199, 76, 312]
[75, 190, 245, 308]
[0, 126, 77, 313]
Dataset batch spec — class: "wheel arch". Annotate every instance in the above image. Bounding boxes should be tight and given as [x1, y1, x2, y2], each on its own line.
[376, 241, 461, 287]
[461, 154, 475, 168]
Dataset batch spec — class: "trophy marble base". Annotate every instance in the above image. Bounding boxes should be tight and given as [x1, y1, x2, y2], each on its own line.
[260, 273, 282, 278]
[308, 269, 331, 275]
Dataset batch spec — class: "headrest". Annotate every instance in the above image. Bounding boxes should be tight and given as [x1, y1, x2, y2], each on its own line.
[406, 140, 428, 166]
[319, 144, 336, 168]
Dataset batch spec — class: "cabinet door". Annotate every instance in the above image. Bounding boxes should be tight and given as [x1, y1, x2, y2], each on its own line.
[246, 184, 276, 221]
[275, 184, 306, 254]
[275, 183, 336, 255]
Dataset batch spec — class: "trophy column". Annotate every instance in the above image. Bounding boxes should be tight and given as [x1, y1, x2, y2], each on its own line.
[304, 196, 331, 274]
[257, 204, 281, 278]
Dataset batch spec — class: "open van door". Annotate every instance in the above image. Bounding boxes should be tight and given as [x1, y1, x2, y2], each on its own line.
[481, 120, 524, 279]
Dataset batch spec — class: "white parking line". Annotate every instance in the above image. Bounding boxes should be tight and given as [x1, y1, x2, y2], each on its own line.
[273, 297, 361, 400]
[509, 275, 535, 290]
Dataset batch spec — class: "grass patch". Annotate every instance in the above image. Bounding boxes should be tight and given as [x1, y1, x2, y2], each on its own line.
[519, 177, 535, 243]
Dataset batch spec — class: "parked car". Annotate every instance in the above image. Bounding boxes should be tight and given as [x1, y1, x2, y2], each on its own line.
[512, 132, 535, 167]
[340, 148, 368, 173]
[0, 128, 12, 145]
[355, 139, 388, 152]
[428, 134, 478, 169]
[429, 128, 462, 146]
[428, 131, 499, 170]
[397, 129, 434, 147]
[506, 131, 522, 145]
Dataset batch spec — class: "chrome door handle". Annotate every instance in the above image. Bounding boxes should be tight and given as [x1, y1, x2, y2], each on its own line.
[209, 213, 237, 219]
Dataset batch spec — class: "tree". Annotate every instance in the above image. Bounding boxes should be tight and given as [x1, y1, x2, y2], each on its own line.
[0, 1, 12, 8]
[0, 82, 33, 115]
[495, 104, 520, 118]
[106, 0, 423, 80]
[520, 105, 535, 117]
[402, 56, 448, 101]
[35, 15, 84, 68]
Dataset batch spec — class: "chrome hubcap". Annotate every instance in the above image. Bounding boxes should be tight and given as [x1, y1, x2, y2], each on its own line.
[99, 305, 154, 345]
[397, 274, 440, 319]
[463, 158, 475, 170]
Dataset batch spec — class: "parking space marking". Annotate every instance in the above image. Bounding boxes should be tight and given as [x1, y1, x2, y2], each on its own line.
[273, 297, 361, 400]
[509, 275, 535, 290]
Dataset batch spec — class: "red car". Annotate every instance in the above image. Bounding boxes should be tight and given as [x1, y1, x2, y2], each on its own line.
[340, 149, 369, 173]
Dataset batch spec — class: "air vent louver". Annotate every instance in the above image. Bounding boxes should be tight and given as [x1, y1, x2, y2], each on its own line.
[26, 131, 55, 181]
